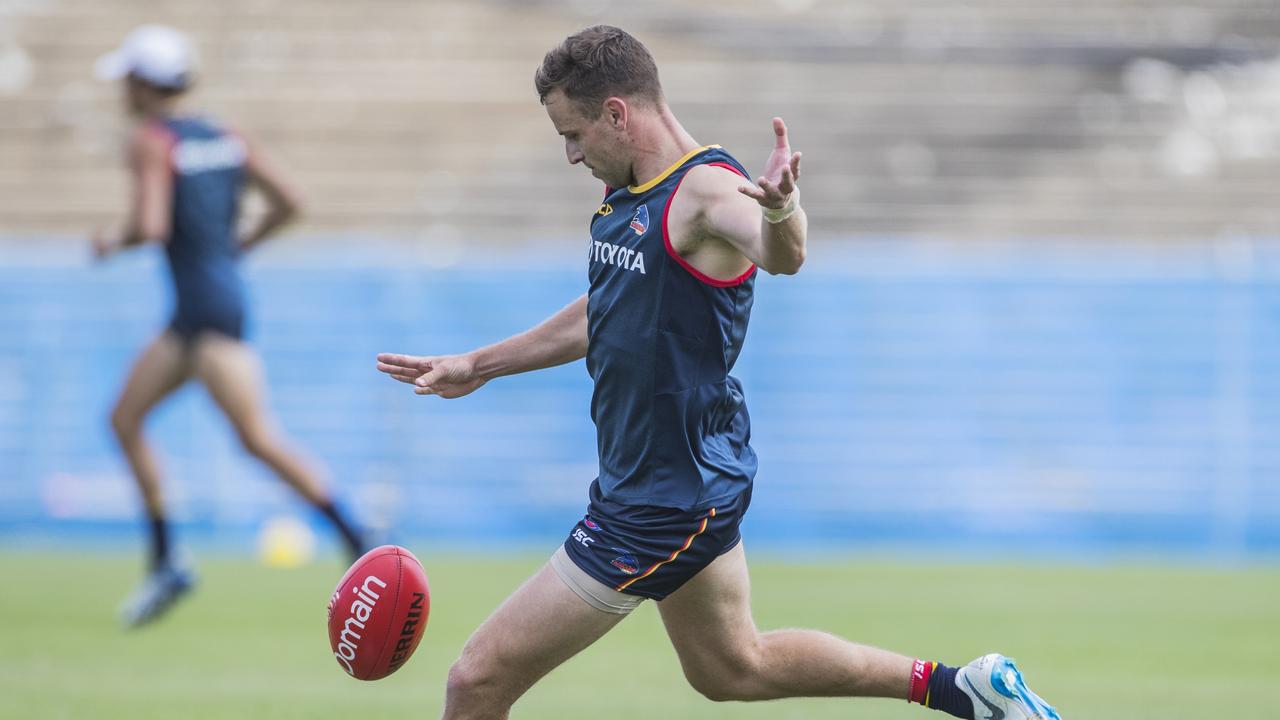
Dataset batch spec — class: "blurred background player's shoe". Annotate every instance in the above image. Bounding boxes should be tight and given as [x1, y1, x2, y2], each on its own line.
[119, 562, 195, 628]
[957, 653, 1062, 720]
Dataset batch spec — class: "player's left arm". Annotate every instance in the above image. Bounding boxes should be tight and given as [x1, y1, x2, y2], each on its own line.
[236, 129, 304, 253]
[91, 125, 174, 259]
[697, 117, 806, 275]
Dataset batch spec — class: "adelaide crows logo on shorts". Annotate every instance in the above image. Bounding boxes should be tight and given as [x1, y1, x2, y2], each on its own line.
[629, 205, 649, 235]
[610, 549, 639, 575]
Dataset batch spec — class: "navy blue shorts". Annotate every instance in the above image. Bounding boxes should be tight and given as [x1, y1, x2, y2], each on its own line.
[168, 308, 245, 343]
[562, 480, 752, 601]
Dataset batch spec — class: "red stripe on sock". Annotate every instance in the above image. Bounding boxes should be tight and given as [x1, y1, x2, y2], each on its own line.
[908, 658, 935, 705]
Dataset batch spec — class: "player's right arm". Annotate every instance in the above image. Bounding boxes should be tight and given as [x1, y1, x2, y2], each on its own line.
[91, 125, 173, 259]
[375, 293, 588, 399]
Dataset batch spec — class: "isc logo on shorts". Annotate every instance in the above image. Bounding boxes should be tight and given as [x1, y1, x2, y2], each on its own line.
[572, 528, 595, 547]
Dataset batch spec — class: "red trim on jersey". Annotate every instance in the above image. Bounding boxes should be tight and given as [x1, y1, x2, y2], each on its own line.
[661, 162, 756, 288]
[704, 162, 747, 178]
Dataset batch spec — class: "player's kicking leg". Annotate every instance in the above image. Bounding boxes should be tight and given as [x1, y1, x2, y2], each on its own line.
[191, 332, 369, 560]
[657, 543, 1061, 719]
[442, 553, 628, 720]
[111, 331, 197, 627]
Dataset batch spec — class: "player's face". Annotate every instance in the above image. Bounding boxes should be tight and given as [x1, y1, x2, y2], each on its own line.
[122, 75, 155, 117]
[545, 90, 629, 187]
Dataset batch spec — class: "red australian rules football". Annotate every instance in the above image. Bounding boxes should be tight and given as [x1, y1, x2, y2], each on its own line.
[327, 545, 430, 680]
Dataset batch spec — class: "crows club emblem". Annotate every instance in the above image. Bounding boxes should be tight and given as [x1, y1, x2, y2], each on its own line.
[629, 204, 649, 235]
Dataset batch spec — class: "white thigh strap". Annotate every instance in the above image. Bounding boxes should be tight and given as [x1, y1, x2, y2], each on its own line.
[549, 545, 644, 615]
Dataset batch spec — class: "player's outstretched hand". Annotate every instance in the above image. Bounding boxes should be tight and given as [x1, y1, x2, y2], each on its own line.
[376, 352, 487, 399]
[738, 117, 802, 210]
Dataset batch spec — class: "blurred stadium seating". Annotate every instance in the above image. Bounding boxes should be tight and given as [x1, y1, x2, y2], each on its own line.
[2, 0, 1279, 240]
[1, 1, 1279, 557]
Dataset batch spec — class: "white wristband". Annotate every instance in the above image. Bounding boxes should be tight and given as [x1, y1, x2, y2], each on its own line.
[762, 188, 800, 224]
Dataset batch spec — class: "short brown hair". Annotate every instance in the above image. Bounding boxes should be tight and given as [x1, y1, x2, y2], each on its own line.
[535, 25, 663, 116]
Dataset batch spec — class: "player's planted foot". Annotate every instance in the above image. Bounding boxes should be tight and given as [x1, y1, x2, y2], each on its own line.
[956, 654, 1061, 720]
[120, 562, 195, 628]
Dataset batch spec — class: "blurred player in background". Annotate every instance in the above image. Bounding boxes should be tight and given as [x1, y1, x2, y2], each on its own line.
[378, 25, 1059, 720]
[91, 25, 368, 627]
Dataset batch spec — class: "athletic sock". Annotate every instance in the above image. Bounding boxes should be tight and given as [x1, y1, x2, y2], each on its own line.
[909, 659, 974, 719]
[315, 499, 366, 560]
[148, 514, 171, 572]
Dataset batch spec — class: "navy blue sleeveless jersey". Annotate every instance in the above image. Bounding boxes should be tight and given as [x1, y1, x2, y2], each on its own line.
[152, 116, 248, 340]
[586, 145, 758, 511]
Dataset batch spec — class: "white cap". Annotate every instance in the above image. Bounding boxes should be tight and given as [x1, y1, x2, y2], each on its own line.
[95, 24, 196, 90]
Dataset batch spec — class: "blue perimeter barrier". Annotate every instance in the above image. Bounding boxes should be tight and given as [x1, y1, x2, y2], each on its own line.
[1, 238, 1277, 558]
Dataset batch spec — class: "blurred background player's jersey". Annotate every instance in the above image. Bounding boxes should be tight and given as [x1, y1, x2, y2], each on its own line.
[586, 146, 757, 511]
[153, 116, 248, 340]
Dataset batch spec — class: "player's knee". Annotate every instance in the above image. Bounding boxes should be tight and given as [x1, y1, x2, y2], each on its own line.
[686, 673, 731, 702]
[236, 427, 274, 459]
[110, 407, 139, 441]
[683, 651, 763, 702]
[686, 671, 751, 702]
[445, 658, 497, 704]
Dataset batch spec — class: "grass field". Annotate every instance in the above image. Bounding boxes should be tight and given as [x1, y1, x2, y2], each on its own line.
[1, 549, 1276, 719]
